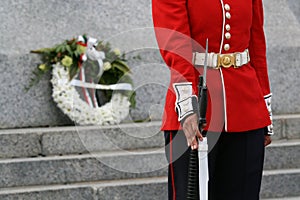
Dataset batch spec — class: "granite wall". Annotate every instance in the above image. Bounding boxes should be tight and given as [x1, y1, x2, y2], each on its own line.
[0, 0, 299, 128]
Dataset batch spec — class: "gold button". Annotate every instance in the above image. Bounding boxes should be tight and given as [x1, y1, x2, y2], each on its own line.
[226, 24, 231, 31]
[224, 4, 230, 11]
[225, 32, 231, 40]
[224, 44, 230, 51]
[226, 12, 231, 19]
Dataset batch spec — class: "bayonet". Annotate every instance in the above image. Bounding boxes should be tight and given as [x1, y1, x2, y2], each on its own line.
[198, 39, 208, 133]
[203, 38, 208, 88]
[198, 39, 209, 200]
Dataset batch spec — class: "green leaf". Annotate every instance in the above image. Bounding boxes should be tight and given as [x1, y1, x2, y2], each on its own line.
[66, 45, 72, 55]
[112, 60, 131, 74]
[30, 47, 54, 54]
[55, 45, 63, 53]
[61, 45, 66, 52]
[74, 51, 80, 58]
[128, 90, 136, 108]
[68, 64, 79, 80]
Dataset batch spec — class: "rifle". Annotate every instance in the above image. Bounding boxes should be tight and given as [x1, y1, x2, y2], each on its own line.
[187, 39, 209, 200]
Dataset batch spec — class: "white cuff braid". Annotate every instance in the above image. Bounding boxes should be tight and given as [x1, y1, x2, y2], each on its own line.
[173, 82, 198, 122]
[264, 93, 274, 135]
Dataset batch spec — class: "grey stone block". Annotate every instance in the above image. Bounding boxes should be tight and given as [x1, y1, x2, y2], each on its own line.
[272, 118, 285, 140]
[263, 197, 300, 200]
[125, 50, 169, 122]
[0, 178, 167, 200]
[41, 128, 88, 156]
[287, 0, 300, 22]
[264, 140, 300, 170]
[41, 122, 164, 156]
[267, 46, 300, 115]
[286, 117, 300, 139]
[0, 130, 41, 158]
[261, 169, 300, 199]
[272, 116, 300, 140]
[98, 182, 167, 200]
[0, 0, 153, 56]
[264, 0, 300, 47]
[0, 151, 167, 188]
[0, 53, 73, 129]
[259, 0, 300, 116]
[0, 170, 299, 199]
[0, 187, 95, 200]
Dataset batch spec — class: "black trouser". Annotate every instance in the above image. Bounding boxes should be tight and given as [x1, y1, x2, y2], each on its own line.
[164, 128, 265, 200]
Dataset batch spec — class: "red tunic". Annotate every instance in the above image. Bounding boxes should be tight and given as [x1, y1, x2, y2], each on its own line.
[152, 0, 272, 132]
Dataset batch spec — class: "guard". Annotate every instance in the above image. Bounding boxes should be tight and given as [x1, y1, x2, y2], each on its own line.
[152, 0, 273, 199]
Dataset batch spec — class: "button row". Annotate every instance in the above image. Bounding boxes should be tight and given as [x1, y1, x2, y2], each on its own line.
[224, 3, 231, 51]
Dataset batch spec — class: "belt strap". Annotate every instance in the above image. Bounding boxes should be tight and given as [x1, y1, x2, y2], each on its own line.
[193, 49, 250, 69]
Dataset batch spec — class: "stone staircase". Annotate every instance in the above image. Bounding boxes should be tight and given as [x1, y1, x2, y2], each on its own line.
[0, 118, 299, 200]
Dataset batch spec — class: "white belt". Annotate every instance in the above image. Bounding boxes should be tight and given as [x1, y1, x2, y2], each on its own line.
[193, 49, 250, 69]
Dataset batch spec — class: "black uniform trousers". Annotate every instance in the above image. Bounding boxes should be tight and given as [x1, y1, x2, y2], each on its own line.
[164, 128, 265, 200]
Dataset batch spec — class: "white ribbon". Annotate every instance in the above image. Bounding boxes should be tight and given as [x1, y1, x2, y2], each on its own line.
[77, 35, 105, 78]
[75, 35, 132, 109]
[86, 37, 105, 78]
[70, 79, 133, 91]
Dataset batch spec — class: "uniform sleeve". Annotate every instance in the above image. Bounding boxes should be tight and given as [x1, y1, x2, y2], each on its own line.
[152, 0, 195, 84]
[249, 0, 273, 135]
[152, 0, 198, 122]
[249, 0, 271, 96]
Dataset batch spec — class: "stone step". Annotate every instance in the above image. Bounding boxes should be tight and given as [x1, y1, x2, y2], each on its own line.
[0, 126, 298, 172]
[0, 121, 164, 158]
[264, 139, 300, 170]
[0, 168, 299, 200]
[261, 168, 300, 199]
[0, 140, 299, 188]
[0, 177, 168, 200]
[272, 114, 300, 140]
[1, 119, 299, 159]
[263, 197, 300, 200]
[0, 148, 167, 188]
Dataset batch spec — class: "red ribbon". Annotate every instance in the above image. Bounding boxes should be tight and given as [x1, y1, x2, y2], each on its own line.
[76, 40, 87, 68]
[76, 41, 87, 47]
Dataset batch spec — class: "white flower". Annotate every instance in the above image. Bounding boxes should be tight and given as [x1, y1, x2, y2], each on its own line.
[113, 48, 121, 56]
[103, 62, 112, 71]
[51, 64, 130, 125]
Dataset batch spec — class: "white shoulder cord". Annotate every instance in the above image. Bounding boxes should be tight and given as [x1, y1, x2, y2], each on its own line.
[219, 0, 226, 53]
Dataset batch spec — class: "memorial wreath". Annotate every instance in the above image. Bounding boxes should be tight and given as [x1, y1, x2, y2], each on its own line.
[29, 35, 135, 125]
